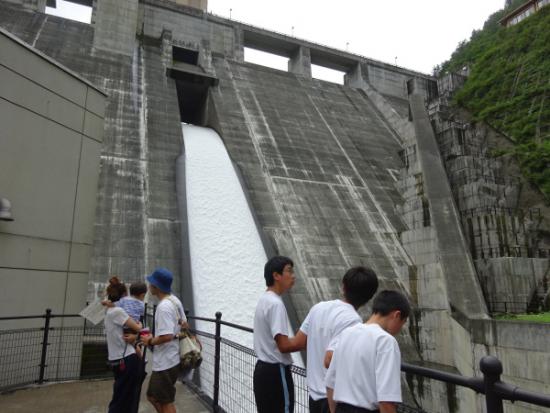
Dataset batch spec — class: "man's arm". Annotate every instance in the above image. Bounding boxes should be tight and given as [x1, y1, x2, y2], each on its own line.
[376, 339, 402, 413]
[274, 330, 307, 353]
[143, 334, 174, 347]
[327, 387, 336, 413]
[378, 402, 397, 413]
[324, 350, 334, 368]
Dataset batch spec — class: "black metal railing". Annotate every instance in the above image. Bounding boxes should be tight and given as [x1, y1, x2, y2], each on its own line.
[2, 309, 550, 413]
[185, 312, 420, 413]
[0, 311, 113, 390]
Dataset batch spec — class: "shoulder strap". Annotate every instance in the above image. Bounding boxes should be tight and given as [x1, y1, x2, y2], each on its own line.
[166, 295, 184, 322]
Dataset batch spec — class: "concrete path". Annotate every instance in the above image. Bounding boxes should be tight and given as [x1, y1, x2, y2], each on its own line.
[0, 377, 210, 413]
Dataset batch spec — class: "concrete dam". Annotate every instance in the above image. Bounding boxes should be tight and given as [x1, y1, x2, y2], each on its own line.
[1, 1, 549, 412]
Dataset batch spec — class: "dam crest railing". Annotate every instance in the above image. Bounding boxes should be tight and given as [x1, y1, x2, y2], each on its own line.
[1, 309, 550, 413]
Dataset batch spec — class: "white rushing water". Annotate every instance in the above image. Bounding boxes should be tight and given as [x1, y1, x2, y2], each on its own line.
[182, 124, 270, 348]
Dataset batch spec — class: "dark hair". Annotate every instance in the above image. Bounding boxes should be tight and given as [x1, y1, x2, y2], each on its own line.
[372, 290, 410, 320]
[264, 256, 294, 286]
[106, 276, 127, 302]
[130, 282, 147, 296]
[342, 266, 379, 309]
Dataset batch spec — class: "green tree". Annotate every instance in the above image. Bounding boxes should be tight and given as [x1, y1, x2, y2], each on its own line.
[441, 5, 550, 199]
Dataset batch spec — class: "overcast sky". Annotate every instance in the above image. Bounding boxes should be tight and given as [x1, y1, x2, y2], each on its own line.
[46, 0, 505, 80]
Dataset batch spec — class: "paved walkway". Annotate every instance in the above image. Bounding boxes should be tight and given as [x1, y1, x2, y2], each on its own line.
[0, 377, 210, 413]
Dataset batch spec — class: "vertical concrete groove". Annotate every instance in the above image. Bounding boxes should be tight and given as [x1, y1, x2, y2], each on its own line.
[175, 140, 194, 318]
[30, 14, 46, 48]
[55, 85, 88, 381]
[138, 43, 150, 276]
[62, 87, 88, 316]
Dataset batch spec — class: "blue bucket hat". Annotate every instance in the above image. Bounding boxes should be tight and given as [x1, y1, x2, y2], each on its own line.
[146, 268, 173, 293]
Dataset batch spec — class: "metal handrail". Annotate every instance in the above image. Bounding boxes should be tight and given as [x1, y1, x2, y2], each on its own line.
[3, 309, 550, 411]
[401, 362, 484, 393]
[171, 312, 550, 411]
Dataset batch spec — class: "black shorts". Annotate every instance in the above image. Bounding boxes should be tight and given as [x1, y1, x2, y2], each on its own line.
[253, 360, 294, 413]
[146, 364, 181, 404]
[335, 402, 379, 413]
[309, 396, 329, 413]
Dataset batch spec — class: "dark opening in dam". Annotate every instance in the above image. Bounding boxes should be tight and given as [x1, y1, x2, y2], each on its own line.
[169, 59, 217, 124]
[173, 76, 209, 124]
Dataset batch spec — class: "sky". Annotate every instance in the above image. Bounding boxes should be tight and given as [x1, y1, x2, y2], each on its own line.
[46, 0, 505, 81]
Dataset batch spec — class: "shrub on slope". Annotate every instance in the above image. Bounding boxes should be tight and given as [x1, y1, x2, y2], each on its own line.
[441, 4, 550, 199]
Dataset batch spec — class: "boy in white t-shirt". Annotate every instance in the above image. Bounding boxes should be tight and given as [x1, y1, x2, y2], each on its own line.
[253, 256, 304, 413]
[326, 290, 410, 413]
[298, 266, 379, 413]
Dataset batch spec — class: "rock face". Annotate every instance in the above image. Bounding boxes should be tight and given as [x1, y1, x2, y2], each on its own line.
[2, 1, 550, 412]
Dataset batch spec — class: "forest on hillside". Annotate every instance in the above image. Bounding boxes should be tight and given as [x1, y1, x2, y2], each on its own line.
[439, 1, 550, 199]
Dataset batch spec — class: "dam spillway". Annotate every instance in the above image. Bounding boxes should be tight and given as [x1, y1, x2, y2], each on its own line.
[181, 123, 302, 368]
[182, 124, 273, 346]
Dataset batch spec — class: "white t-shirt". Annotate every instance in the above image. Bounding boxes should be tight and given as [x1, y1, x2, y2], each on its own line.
[325, 323, 402, 410]
[152, 295, 186, 372]
[105, 307, 136, 361]
[300, 300, 361, 400]
[253, 291, 292, 365]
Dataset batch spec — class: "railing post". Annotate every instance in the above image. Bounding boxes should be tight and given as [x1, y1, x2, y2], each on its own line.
[38, 308, 52, 384]
[213, 311, 222, 412]
[142, 302, 147, 326]
[480, 356, 504, 413]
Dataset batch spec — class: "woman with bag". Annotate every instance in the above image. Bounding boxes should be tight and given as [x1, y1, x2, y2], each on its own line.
[105, 276, 144, 413]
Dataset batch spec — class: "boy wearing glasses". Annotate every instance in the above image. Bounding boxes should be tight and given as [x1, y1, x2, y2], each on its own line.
[253, 256, 304, 413]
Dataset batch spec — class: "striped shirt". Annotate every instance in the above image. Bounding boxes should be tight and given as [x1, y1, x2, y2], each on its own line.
[116, 296, 144, 323]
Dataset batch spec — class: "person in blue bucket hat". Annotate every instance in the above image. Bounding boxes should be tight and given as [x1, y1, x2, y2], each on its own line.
[141, 268, 186, 413]
[147, 267, 173, 293]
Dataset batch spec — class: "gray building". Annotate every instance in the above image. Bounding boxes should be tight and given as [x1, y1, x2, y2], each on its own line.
[0, 27, 106, 324]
